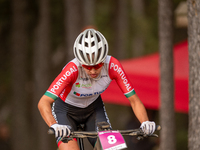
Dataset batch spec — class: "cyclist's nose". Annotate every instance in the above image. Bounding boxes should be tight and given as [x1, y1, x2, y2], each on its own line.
[90, 68, 96, 73]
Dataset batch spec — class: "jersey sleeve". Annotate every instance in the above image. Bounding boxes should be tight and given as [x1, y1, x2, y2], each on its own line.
[108, 56, 135, 98]
[44, 62, 78, 100]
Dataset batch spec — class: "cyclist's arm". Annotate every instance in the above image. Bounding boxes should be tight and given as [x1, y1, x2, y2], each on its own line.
[108, 56, 149, 123]
[45, 61, 78, 99]
[128, 94, 149, 123]
[38, 62, 78, 127]
[38, 95, 57, 127]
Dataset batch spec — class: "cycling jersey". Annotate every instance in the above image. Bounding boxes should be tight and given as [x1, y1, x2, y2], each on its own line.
[45, 56, 135, 108]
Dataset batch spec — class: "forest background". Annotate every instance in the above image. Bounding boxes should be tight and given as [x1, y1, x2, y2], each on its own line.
[0, 0, 188, 150]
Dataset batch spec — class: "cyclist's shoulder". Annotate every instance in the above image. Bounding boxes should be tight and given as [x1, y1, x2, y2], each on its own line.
[57, 59, 79, 79]
[70, 58, 81, 66]
[106, 56, 122, 69]
[105, 55, 120, 64]
[62, 58, 80, 70]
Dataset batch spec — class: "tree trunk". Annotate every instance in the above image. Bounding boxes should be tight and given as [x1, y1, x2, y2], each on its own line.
[33, 0, 52, 149]
[158, 0, 176, 150]
[132, 0, 145, 57]
[83, 0, 95, 27]
[10, 0, 30, 150]
[187, 0, 200, 149]
[64, 0, 82, 61]
[113, 0, 128, 60]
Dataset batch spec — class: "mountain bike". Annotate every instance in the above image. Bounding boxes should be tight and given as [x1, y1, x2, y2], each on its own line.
[48, 122, 161, 150]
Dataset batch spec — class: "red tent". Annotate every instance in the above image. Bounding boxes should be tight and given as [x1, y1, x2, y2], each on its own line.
[102, 41, 189, 113]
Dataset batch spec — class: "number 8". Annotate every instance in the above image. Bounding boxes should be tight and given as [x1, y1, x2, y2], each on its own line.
[107, 135, 117, 144]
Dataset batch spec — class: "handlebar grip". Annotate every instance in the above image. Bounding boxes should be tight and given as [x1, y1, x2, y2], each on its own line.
[48, 128, 55, 135]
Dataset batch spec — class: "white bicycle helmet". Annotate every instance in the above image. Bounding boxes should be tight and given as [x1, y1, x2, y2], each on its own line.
[73, 29, 108, 65]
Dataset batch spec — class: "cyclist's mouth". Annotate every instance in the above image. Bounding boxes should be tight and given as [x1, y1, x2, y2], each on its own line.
[90, 74, 98, 78]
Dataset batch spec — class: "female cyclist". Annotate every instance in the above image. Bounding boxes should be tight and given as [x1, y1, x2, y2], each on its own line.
[38, 28, 156, 150]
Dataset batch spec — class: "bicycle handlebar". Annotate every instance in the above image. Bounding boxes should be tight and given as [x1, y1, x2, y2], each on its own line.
[48, 125, 161, 139]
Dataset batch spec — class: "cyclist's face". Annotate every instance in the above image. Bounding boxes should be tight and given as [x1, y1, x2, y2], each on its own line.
[82, 53, 104, 78]
[83, 65, 103, 79]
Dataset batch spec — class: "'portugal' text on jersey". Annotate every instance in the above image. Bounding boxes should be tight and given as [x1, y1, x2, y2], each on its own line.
[45, 56, 136, 108]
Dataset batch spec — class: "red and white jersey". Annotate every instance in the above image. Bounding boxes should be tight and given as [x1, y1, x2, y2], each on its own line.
[45, 56, 135, 108]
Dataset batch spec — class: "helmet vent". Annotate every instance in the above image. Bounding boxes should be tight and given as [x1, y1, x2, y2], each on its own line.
[96, 33, 101, 42]
[102, 45, 107, 58]
[85, 32, 88, 38]
[74, 48, 78, 58]
[79, 35, 83, 44]
[97, 48, 102, 60]
[91, 41, 95, 47]
[79, 50, 85, 62]
[85, 42, 88, 47]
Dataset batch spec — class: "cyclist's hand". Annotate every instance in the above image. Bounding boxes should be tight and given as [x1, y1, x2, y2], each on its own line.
[140, 121, 156, 135]
[50, 124, 71, 138]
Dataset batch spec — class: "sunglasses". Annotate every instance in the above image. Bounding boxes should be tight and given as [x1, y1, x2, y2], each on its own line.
[82, 62, 104, 70]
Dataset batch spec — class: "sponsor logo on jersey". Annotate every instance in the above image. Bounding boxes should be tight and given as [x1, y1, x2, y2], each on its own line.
[75, 82, 92, 88]
[74, 91, 80, 96]
[75, 83, 80, 87]
[80, 77, 89, 81]
[101, 75, 108, 78]
[80, 75, 107, 81]
[81, 83, 92, 88]
[110, 63, 132, 91]
[73, 89, 106, 97]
